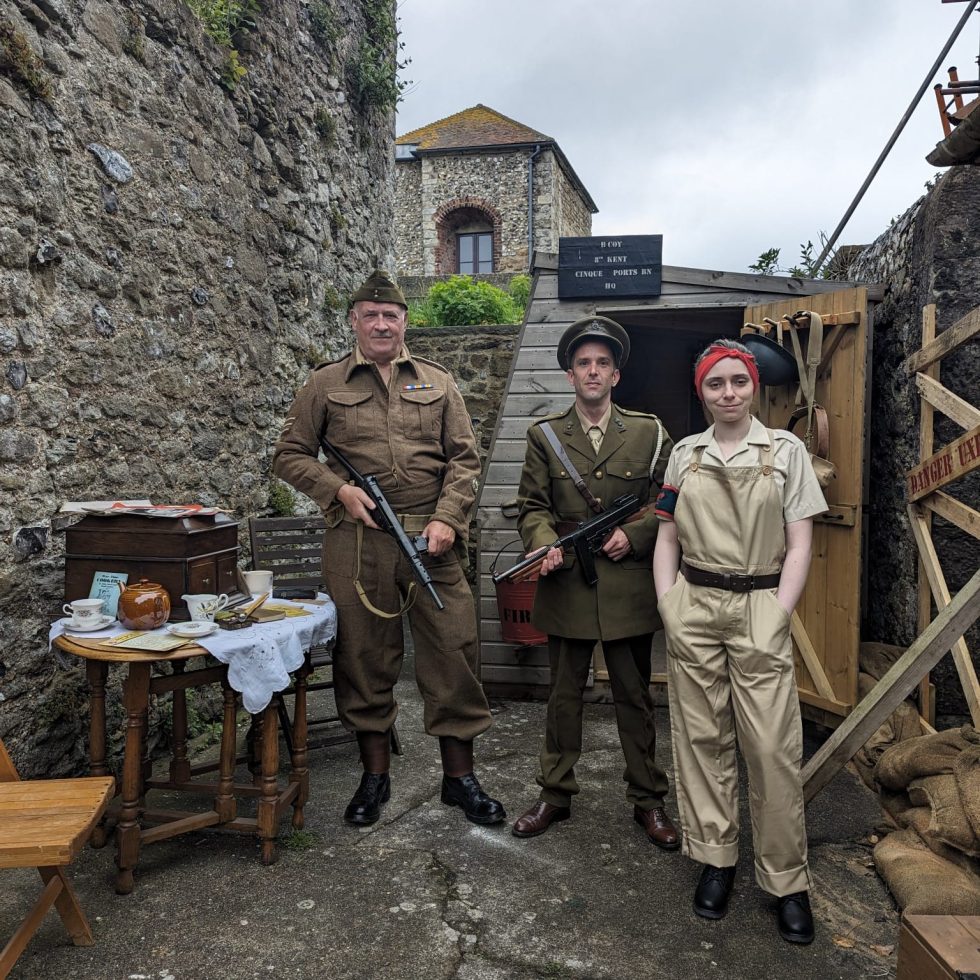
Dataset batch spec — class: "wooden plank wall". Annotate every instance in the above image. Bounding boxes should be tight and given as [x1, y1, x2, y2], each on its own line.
[744, 288, 871, 723]
[477, 255, 877, 698]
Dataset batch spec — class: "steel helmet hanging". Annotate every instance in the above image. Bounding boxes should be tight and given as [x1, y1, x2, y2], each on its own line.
[740, 333, 799, 387]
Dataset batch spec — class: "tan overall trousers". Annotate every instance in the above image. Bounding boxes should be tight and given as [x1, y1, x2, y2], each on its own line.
[660, 432, 811, 897]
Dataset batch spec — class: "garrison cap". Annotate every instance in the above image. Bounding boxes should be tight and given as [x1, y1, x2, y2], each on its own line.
[349, 269, 407, 309]
[557, 315, 630, 370]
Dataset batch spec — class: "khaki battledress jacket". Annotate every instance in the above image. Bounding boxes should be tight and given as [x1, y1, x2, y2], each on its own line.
[272, 347, 480, 536]
[517, 403, 673, 642]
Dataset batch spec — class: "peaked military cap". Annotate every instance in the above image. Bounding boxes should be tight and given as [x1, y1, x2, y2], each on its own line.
[557, 315, 630, 369]
[349, 269, 407, 309]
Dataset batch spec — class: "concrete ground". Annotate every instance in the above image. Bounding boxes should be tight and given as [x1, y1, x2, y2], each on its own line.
[3, 649, 899, 980]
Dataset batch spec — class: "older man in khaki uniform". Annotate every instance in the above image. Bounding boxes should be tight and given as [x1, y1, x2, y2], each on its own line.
[273, 270, 505, 828]
[510, 315, 679, 848]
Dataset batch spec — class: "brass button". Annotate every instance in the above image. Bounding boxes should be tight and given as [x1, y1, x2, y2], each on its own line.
[560, 470, 566, 477]
[690, 462, 699, 472]
[595, 470, 603, 479]
[762, 465, 772, 476]
[625, 470, 633, 477]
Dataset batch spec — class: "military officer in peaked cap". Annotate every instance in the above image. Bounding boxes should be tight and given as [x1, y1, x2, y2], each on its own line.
[273, 270, 505, 829]
[510, 314, 680, 847]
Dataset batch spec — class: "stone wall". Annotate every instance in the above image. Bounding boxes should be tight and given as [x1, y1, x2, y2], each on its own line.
[393, 157, 423, 276]
[404, 323, 519, 463]
[532, 150, 592, 254]
[0, 0, 395, 776]
[849, 167, 980, 727]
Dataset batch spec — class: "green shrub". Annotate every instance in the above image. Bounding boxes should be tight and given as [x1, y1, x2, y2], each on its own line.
[410, 276, 521, 327]
[507, 274, 531, 315]
[268, 479, 296, 516]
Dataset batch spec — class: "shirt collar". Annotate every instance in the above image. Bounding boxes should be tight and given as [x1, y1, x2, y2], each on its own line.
[346, 344, 414, 381]
[575, 403, 612, 437]
[696, 416, 769, 460]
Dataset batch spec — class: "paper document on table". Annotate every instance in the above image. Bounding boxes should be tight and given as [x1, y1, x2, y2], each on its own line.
[262, 604, 313, 618]
[107, 631, 190, 652]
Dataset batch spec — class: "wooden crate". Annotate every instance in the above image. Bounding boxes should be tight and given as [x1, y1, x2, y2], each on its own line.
[897, 914, 980, 980]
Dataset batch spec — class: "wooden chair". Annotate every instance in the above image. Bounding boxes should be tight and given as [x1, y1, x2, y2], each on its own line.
[249, 516, 354, 752]
[0, 739, 113, 978]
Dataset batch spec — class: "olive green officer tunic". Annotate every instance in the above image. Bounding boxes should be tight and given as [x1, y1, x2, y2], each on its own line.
[517, 403, 674, 809]
[272, 346, 493, 740]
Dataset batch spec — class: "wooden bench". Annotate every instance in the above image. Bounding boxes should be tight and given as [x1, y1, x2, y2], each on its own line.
[0, 739, 113, 978]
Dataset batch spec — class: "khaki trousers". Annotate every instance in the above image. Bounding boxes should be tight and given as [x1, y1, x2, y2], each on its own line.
[662, 576, 811, 896]
[537, 634, 669, 810]
[322, 521, 492, 740]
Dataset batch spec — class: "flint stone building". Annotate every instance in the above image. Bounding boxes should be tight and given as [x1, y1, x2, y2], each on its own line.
[394, 105, 596, 294]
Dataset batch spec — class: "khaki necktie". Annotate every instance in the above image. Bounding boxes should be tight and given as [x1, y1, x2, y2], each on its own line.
[588, 425, 603, 454]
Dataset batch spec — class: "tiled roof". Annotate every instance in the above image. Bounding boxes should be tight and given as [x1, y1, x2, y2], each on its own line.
[397, 104, 553, 150]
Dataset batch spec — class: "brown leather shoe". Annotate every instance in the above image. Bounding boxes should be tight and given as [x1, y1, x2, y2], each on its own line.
[633, 805, 680, 850]
[511, 801, 571, 838]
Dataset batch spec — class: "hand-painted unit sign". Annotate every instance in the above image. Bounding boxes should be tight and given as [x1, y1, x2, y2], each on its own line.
[558, 235, 663, 299]
[906, 424, 980, 501]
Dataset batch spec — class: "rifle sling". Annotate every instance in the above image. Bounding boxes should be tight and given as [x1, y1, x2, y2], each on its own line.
[539, 423, 604, 515]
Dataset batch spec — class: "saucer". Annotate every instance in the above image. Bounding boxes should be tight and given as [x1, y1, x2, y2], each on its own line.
[62, 615, 116, 633]
[166, 622, 218, 639]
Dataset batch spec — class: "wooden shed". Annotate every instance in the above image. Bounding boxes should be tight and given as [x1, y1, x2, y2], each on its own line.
[476, 251, 884, 728]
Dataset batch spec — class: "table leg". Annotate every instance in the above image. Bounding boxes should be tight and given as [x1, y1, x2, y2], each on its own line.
[115, 661, 150, 895]
[169, 661, 191, 784]
[257, 699, 280, 866]
[85, 660, 111, 849]
[289, 660, 311, 830]
[214, 676, 238, 823]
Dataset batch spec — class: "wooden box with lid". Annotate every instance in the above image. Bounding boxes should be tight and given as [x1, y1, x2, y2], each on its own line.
[64, 514, 247, 620]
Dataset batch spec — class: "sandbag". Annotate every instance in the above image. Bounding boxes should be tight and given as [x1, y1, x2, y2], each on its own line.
[875, 726, 978, 790]
[874, 828, 980, 915]
[908, 774, 980, 858]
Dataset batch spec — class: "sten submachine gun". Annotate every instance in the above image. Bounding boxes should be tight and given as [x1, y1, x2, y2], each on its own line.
[318, 433, 445, 611]
[492, 493, 642, 588]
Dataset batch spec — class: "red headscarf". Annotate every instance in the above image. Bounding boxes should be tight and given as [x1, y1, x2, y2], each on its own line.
[693, 344, 760, 400]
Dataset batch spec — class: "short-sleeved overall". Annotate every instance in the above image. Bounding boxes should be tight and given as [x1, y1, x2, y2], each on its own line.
[659, 430, 811, 897]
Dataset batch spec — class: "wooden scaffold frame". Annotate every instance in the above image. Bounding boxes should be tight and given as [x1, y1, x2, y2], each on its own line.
[803, 302, 980, 802]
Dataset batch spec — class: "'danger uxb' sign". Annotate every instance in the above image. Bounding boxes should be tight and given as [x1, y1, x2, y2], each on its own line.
[558, 235, 663, 299]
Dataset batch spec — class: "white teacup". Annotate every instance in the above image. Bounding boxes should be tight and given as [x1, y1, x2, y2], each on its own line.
[243, 570, 273, 596]
[181, 593, 229, 622]
[63, 598, 104, 627]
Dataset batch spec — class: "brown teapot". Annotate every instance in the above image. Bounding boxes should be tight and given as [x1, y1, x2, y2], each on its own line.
[117, 578, 171, 630]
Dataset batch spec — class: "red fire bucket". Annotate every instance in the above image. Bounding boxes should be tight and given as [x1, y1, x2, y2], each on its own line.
[490, 543, 548, 648]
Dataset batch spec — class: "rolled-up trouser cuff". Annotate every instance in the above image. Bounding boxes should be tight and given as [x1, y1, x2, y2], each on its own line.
[755, 861, 812, 897]
[684, 834, 738, 868]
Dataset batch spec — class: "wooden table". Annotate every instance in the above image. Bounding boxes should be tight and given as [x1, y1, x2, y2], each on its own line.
[53, 635, 312, 895]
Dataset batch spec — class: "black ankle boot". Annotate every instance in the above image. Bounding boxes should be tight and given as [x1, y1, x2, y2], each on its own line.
[777, 891, 814, 944]
[343, 771, 390, 826]
[441, 773, 506, 825]
[693, 864, 736, 919]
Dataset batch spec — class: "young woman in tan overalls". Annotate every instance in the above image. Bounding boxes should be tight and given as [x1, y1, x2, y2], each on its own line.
[652, 339, 827, 944]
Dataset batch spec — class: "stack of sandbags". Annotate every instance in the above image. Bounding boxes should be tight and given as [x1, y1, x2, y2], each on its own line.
[873, 725, 980, 914]
[851, 642, 922, 790]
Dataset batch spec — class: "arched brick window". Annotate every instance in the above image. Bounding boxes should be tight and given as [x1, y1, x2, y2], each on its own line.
[434, 198, 501, 276]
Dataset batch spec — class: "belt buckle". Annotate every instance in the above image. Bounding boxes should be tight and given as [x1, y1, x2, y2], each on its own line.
[729, 573, 754, 593]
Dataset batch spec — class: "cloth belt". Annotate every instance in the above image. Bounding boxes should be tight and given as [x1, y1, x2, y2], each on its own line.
[681, 560, 781, 592]
[342, 512, 431, 533]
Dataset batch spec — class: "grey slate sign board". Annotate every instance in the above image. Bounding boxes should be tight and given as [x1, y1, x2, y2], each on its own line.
[558, 235, 663, 298]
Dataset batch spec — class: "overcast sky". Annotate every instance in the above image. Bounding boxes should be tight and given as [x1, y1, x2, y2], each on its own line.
[395, 0, 980, 274]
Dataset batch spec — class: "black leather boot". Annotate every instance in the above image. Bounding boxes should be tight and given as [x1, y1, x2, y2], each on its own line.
[343, 771, 390, 825]
[777, 891, 814, 944]
[693, 864, 736, 919]
[344, 731, 391, 826]
[439, 736, 506, 825]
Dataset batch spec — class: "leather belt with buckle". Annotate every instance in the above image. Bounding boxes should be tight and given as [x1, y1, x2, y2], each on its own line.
[681, 561, 781, 592]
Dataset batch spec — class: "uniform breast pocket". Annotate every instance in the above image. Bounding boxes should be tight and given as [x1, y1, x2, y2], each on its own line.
[605, 460, 651, 498]
[398, 388, 445, 441]
[325, 388, 374, 441]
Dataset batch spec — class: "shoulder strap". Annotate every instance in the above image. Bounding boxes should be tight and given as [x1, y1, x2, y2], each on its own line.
[539, 422, 604, 514]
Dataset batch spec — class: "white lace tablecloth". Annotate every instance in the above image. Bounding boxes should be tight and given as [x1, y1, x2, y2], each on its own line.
[50, 596, 338, 714]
